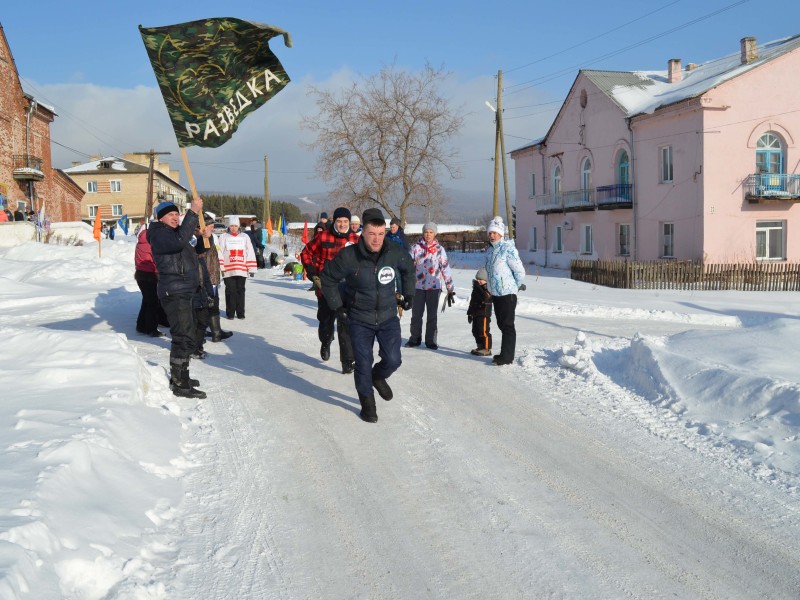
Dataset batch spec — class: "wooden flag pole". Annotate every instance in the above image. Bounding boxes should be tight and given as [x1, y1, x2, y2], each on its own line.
[180, 147, 209, 248]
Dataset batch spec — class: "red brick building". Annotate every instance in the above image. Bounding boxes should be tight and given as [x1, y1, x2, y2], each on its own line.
[0, 24, 83, 222]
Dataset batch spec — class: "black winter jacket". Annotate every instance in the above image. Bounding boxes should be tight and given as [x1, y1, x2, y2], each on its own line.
[320, 235, 416, 326]
[147, 211, 200, 299]
[467, 279, 492, 318]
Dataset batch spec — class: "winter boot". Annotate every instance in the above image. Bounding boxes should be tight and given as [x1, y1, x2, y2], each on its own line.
[358, 393, 378, 423]
[341, 360, 355, 374]
[209, 315, 233, 342]
[372, 368, 393, 401]
[320, 340, 331, 361]
[169, 359, 206, 399]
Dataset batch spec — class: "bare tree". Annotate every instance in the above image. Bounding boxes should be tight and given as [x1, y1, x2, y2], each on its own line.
[302, 64, 464, 225]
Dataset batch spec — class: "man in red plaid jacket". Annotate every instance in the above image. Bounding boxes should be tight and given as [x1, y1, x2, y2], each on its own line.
[301, 206, 360, 373]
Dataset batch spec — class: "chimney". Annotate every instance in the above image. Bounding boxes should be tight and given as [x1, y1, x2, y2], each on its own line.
[741, 37, 758, 64]
[685, 63, 699, 72]
[668, 58, 682, 83]
[71, 161, 81, 167]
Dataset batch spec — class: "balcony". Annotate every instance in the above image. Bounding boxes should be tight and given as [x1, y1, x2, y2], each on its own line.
[12, 154, 45, 181]
[745, 173, 800, 203]
[534, 184, 633, 214]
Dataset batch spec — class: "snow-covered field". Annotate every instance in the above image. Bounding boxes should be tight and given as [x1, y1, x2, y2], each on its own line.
[1, 236, 799, 599]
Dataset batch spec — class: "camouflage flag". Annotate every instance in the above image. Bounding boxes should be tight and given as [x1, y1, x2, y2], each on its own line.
[139, 17, 292, 148]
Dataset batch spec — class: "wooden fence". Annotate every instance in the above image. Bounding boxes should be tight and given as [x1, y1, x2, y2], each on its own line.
[570, 259, 800, 291]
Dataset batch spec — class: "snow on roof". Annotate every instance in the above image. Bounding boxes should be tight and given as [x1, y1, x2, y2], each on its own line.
[63, 156, 134, 173]
[586, 34, 800, 117]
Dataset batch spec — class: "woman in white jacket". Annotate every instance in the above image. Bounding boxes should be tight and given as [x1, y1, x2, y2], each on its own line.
[218, 216, 257, 319]
[485, 216, 526, 365]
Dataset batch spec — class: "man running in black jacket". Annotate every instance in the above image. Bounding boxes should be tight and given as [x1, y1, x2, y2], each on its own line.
[320, 208, 415, 423]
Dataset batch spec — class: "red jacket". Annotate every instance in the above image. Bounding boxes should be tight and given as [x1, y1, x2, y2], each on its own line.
[135, 227, 157, 272]
[301, 225, 359, 295]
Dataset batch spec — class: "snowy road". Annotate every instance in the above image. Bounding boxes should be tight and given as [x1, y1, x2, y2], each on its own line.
[124, 272, 800, 599]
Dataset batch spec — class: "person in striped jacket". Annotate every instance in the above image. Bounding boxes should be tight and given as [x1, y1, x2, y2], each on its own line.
[218, 216, 257, 319]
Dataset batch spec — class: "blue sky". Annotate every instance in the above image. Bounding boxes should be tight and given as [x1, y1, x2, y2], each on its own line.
[2, 0, 799, 202]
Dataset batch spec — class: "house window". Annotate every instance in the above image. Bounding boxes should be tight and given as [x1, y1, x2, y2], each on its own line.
[529, 173, 536, 198]
[112, 204, 123, 217]
[661, 222, 675, 257]
[87, 181, 98, 193]
[552, 165, 562, 197]
[528, 226, 537, 252]
[581, 157, 592, 203]
[618, 223, 631, 256]
[110, 180, 122, 192]
[553, 225, 563, 252]
[756, 220, 786, 260]
[88, 205, 99, 217]
[659, 146, 673, 183]
[618, 150, 629, 186]
[580, 224, 593, 254]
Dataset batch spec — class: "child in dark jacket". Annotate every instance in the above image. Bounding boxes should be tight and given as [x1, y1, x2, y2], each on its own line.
[467, 268, 492, 356]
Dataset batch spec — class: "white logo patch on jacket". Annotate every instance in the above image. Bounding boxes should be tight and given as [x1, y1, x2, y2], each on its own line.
[378, 266, 395, 285]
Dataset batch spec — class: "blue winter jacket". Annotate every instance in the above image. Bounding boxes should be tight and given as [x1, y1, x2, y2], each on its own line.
[485, 237, 525, 296]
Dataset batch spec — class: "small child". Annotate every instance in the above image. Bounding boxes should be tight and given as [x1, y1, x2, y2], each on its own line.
[467, 268, 492, 356]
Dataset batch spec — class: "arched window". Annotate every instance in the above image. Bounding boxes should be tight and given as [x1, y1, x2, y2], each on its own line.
[618, 150, 629, 185]
[581, 157, 592, 190]
[756, 132, 783, 175]
[552, 165, 561, 196]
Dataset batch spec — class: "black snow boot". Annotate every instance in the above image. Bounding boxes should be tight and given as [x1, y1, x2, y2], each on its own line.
[372, 368, 393, 401]
[358, 394, 378, 423]
[320, 340, 331, 362]
[209, 315, 233, 342]
[169, 359, 206, 399]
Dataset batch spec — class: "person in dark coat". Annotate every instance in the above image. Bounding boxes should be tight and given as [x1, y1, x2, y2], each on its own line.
[147, 198, 206, 399]
[467, 267, 492, 356]
[320, 208, 416, 423]
[386, 217, 408, 249]
[134, 222, 168, 337]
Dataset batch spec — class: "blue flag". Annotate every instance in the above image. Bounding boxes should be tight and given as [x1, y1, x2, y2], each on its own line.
[118, 214, 129, 235]
[280, 213, 288, 235]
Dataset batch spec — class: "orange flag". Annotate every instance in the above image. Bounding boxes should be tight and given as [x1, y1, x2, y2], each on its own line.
[93, 211, 102, 241]
[301, 220, 308, 244]
[266, 217, 273, 236]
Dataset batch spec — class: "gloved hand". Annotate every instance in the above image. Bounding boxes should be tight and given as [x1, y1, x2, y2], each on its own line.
[312, 275, 322, 291]
[446, 291, 456, 307]
[398, 295, 412, 311]
[335, 306, 348, 322]
[249, 272, 254, 278]
[518, 284, 526, 291]
[467, 315, 473, 324]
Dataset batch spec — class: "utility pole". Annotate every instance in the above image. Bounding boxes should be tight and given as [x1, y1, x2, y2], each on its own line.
[132, 149, 171, 220]
[492, 73, 502, 219]
[263, 154, 271, 243]
[496, 70, 513, 240]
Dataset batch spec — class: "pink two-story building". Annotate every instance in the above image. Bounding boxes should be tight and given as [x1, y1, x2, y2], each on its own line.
[512, 35, 800, 267]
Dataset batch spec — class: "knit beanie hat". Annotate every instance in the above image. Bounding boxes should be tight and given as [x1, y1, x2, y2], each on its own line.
[487, 216, 505, 236]
[423, 221, 437, 235]
[155, 201, 178, 220]
[362, 207, 385, 225]
[332, 206, 351, 221]
[320, 212, 329, 219]
[475, 268, 488, 281]
[350, 215, 360, 224]
[227, 215, 240, 227]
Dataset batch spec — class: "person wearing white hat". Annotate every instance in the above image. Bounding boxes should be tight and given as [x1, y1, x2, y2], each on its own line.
[218, 215, 257, 319]
[349, 214, 361, 235]
[484, 216, 526, 365]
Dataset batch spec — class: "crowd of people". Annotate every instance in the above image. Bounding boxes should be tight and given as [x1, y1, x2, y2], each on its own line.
[133, 200, 526, 421]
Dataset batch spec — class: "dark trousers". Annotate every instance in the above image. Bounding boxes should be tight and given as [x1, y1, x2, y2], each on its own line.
[492, 294, 517, 362]
[472, 315, 492, 351]
[194, 304, 211, 352]
[160, 294, 197, 361]
[135, 270, 167, 333]
[224, 276, 247, 318]
[317, 295, 354, 365]
[409, 289, 441, 346]
[349, 317, 402, 398]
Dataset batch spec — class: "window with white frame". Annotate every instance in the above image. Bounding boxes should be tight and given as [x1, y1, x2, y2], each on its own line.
[756, 220, 786, 260]
[87, 181, 98, 193]
[553, 225, 563, 252]
[88, 205, 99, 217]
[110, 180, 122, 192]
[661, 222, 675, 257]
[618, 223, 631, 256]
[552, 165, 561, 197]
[528, 226, 537, 252]
[529, 173, 536, 198]
[660, 146, 673, 183]
[112, 204, 123, 216]
[580, 224, 593, 254]
[581, 157, 592, 203]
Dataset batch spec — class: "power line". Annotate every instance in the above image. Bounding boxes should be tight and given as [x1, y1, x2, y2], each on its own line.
[505, 0, 752, 96]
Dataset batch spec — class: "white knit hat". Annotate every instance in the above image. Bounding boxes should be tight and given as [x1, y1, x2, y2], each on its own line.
[227, 215, 240, 227]
[487, 216, 505, 236]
